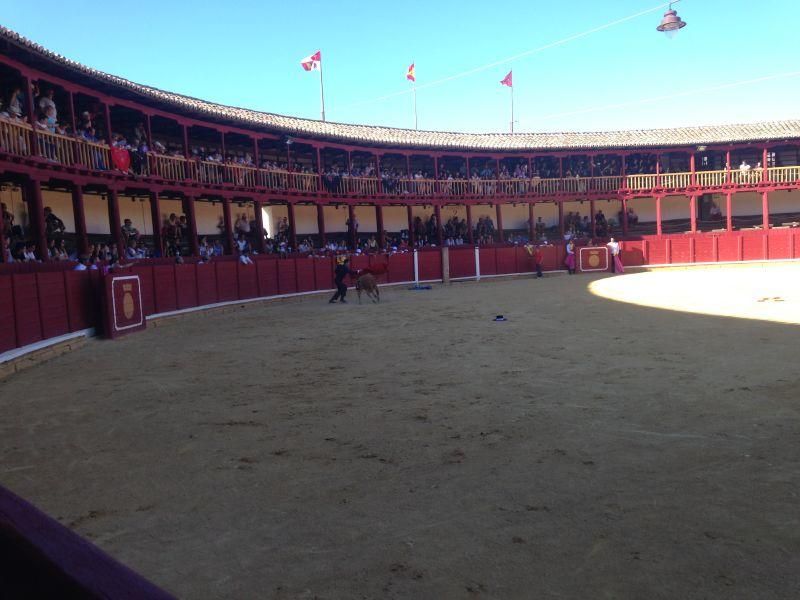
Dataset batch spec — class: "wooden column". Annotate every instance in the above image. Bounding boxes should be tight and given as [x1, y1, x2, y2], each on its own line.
[375, 154, 383, 194]
[656, 196, 663, 236]
[467, 204, 475, 245]
[23, 76, 39, 156]
[690, 153, 696, 186]
[182, 195, 199, 256]
[762, 147, 769, 183]
[376, 204, 385, 248]
[407, 205, 415, 246]
[182, 124, 190, 160]
[27, 179, 47, 260]
[347, 204, 356, 249]
[316, 203, 327, 248]
[621, 198, 629, 237]
[528, 202, 534, 241]
[104, 103, 114, 145]
[726, 192, 733, 232]
[71, 184, 89, 256]
[222, 197, 235, 254]
[253, 200, 267, 254]
[67, 91, 77, 134]
[434, 204, 443, 246]
[287, 202, 298, 250]
[762, 191, 770, 231]
[149, 190, 163, 256]
[557, 201, 564, 238]
[495, 203, 504, 242]
[107, 188, 125, 256]
[725, 150, 731, 184]
[689, 195, 697, 233]
[589, 198, 596, 238]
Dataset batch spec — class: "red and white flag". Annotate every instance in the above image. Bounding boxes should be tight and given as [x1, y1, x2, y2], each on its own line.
[500, 70, 513, 87]
[300, 51, 322, 71]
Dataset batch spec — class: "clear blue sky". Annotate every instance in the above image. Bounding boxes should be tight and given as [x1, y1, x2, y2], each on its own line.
[4, 0, 800, 134]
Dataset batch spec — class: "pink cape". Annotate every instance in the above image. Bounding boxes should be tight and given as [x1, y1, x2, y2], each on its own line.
[614, 255, 624, 273]
[564, 253, 576, 269]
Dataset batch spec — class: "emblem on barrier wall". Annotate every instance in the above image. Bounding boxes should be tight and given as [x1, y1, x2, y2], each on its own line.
[579, 247, 609, 272]
[106, 275, 145, 338]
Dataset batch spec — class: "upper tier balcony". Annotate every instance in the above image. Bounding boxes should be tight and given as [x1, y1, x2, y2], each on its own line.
[3, 118, 800, 201]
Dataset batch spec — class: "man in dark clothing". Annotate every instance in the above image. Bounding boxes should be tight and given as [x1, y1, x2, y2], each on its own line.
[330, 257, 351, 303]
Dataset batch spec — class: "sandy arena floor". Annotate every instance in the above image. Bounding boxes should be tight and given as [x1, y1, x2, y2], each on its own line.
[1, 264, 799, 599]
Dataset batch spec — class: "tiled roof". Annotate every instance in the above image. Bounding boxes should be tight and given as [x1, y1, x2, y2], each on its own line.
[4, 24, 800, 152]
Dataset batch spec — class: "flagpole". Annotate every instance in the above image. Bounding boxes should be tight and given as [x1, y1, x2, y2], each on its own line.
[413, 83, 418, 130]
[319, 59, 326, 122]
[510, 84, 514, 134]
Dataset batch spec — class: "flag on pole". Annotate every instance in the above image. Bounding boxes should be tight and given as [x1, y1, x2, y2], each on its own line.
[300, 51, 322, 71]
[406, 63, 416, 82]
[500, 70, 513, 87]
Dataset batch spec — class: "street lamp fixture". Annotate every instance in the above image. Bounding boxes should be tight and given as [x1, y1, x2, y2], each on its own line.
[657, 1, 687, 36]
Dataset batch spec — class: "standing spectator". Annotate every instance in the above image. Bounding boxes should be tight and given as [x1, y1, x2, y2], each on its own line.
[121, 218, 140, 243]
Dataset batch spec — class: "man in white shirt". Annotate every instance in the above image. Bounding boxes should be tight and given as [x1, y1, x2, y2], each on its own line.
[38, 89, 57, 120]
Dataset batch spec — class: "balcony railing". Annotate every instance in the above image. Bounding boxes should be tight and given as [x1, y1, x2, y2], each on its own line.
[6, 133, 800, 200]
[0, 119, 32, 156]
[35, 130, 75, 165]
[150, 154, 187, 181]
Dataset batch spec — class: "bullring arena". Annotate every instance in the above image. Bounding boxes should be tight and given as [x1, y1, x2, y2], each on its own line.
[1, 16, 800, 600]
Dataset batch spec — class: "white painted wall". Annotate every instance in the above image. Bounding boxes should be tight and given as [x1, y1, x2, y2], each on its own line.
[323, 206, 348, 233]
[499, 204, 530, 230]
[84, 194, 110, 234]
[354, 205, 377, 232]
[195, 201, 224, 236]
[294, 204, 318, 235]
[118, 195, 152, 236]
[532, 202, 558, 227]
[383, 206, 408, 232]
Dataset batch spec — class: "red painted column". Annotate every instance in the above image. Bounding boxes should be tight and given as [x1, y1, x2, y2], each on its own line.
[433, 157, 440, 196]
[150, 190, 163, 256]
[23, 76, 39, 156]
[222, 197, 235, 254]
[67, 91, 77, 135]
[656, 196, 663, 236]
[725, 150, 731, 184]
[557, 200, 564, 238]
[182, 124, 190, 160]
[495, 203, 504, 242]
[528, 202, 534, 241]
[589, 199, 596, 238]
[347, 204, 357, 249]
[726, 192, 733, 232]
[621, 198, 629, 237]
[0, 218, 5, 263]
[287, 202, 298, 250]
[253, 138, 260, 171]
[690, 153, 696, 187]
[316, 203, 327, 248]
[689, 195, 697, 233]
[655, 154, 661, 188]
[376, 204, 385, 248]
[145, 114, 153, 146]
[27, 178, 48, 260]
[182, 195, 199, 256]
[375, 154, 383, 194]
[434, 204, 443, 245]
[316, 147, 324, 192]
[107, 188, 125, 257]
[762, 191, 769, 230]
[466, 204, 474, 245]
[71, 184, 89, 256]
[407, 205, 415, 246]
[762, 147, 769, 183]
[620, 154, 627, 189]
[104, 103, 114, 144]
[253, 200, 267, 254]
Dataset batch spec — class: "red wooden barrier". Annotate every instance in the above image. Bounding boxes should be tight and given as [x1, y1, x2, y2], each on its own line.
[418, 249, 442, 281]
[495, 246, 517, 275]
[479, 247, 497, 276]
[694, 237, 714, 263]
[12, 274, 43, 347]
[132, 265, 155, 316]
[276, 260, 297, 294]
[237, 263, 259, 299]
[368, 255, 390, 284]
[387, 253, 413, 283]
[768, 231, 791, 260]
[294, 259, 315, 292]
[515, 245, 535, 274]
[196, 263, 218, 305]
[215, 261, 238, 302]
[621, 240, 646, 266]
[36, 272, 69, 340]
[671, 238, 691, 263]
[256, 259, 278, 297]
[0, 276, 16, 352]
[175, 264, 199, 309]
[742, 235, 764, 261]
[448, 247, 475, 279]
[152, 265, 178, 313]
[313, 258, 333, 290]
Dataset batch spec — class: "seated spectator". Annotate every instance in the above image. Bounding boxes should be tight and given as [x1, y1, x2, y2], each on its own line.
[212, 239, 224, 256]
[709, 203, 722, 219]
[23, 241, 38, 262]
[121, 218, 140, 242]
[236, 233, 250, 254]
[73, 255, 90, 270]
[239, 250, 254, 265]
[125, 240, 143, 259]
[235, 213, 251, 235]
[198, 236, 211, 258]
[54, 238, 69, 260]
